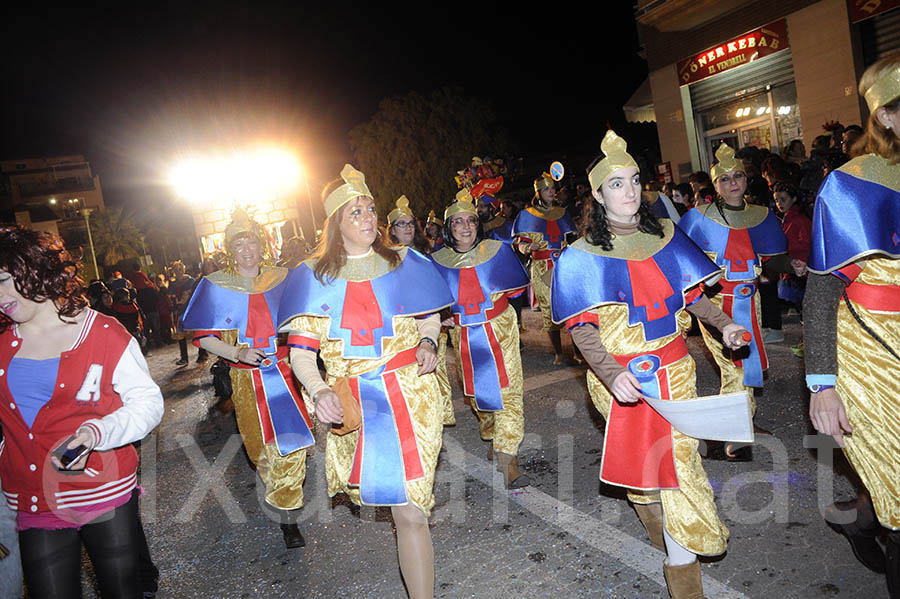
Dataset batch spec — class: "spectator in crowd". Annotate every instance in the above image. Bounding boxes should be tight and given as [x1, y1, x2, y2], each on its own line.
[155, 273, 174, 344]
[277, 236, 308, 269]
[129, 262, 162, 348]
[670, 182, 694, 213]
[783, 139, 807, 165]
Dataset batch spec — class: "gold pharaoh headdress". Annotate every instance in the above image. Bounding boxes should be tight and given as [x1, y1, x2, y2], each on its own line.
[445, 189, 477, 221]
[864, 63, 900, 113]
[426, 209, 443, 226]
[709, 142, 745, 182]
[388, 195, 414, 224]
[533, 172, 555, 193]
[225, 208, 263, 247]
[324, 164, 373, 218]
[588, 130, 639, 190]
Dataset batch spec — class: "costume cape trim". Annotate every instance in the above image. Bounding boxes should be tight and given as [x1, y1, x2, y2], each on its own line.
[430, 240, 528, 410]
[182, 276, 314, 455]
[677, 204, 787, 280]
[808, 159, 900, 274]
[276, 248, 454, 359]
[512, 206, 575, 250]
[550, 223, 719, 342]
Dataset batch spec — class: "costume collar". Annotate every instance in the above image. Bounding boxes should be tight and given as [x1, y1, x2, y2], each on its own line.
[206, 266, 288, 293]
[698, 202, 769, 229]
[306, 247, 407, 282]
[431, 239, 502, 269]
[575, 220, 674, 261]
[527, 205, 567, 221]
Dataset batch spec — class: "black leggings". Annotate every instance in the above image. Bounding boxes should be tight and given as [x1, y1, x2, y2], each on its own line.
[19, 491, 142, 599]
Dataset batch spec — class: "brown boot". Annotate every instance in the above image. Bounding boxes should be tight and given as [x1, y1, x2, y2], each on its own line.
[494, 452, 531, 489]
[487, 441, 494, 461]
[663, 560, 703, 599]
[633, 502, 665, 550]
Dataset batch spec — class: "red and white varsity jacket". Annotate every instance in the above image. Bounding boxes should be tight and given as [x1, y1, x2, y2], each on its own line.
[0, 309, 164, 515]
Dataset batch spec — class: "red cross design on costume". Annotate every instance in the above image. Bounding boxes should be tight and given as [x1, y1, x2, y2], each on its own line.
[626, 257, 674, 321]
[545, 219, 561, 243]
[245, 294, 276, 348]
[340, 280, 383, 346]
[457, 268, 486, 316]
[723, 228, 753, 273]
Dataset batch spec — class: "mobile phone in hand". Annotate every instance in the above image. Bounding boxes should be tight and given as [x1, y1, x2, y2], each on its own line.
[52, 435, 91, 470]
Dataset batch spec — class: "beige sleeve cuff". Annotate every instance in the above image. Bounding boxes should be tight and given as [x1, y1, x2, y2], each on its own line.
[197, 336, 241, 362]
[415, 313, 441, 344]
[289, 347, 330, 398]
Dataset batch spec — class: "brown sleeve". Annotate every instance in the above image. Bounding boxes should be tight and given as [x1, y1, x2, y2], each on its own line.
[685, 294, 734, 331]
[570, 325, 626, 388]
[802, 272, 844, 376]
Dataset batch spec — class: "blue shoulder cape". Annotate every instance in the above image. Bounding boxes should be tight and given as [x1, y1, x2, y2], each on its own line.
[512, 206, 575, 249]
[276, 249, 454, 359]
[678, 204, 786, 280]
[429, 240, 529, 326]
[808, 160, 900, 273]
[551, 225, 719, 342]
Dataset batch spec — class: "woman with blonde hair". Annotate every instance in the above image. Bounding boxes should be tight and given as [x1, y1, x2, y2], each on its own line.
[278, 165, 453, 599]
[804, 55, 900, 596]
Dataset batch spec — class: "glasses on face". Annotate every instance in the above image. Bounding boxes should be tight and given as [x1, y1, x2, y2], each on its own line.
[392, 221, 415, 229]
[450, 216, 478, 228]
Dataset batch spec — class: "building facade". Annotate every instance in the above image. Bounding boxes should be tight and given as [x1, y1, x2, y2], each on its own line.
[633, 0, 900, 181]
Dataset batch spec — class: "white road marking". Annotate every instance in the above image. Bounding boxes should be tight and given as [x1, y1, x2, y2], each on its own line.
[439, 436, 749, 599]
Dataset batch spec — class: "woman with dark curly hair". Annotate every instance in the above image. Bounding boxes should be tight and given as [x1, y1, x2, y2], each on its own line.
[551, 130, 749, 598]
[0, 226, 164, 598]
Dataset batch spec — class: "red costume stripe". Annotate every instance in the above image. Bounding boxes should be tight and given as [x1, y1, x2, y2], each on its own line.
[383, 371, 424, 480]
[287, 334, 320, 350]
[566, 311, 600, 331]
[191, 330, 220, 348]
[459, 327, 476, 396]
[251, 369, 276, 444]
[245, 294, 277, 349]
[348, 377, 363, 486]
[846, 281, 900, 312]
[484, 322, 509, 389]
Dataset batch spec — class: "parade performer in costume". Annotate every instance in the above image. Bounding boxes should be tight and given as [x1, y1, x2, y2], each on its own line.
[804, 55, 900, 596]
[678, 143, 801, 460]
[430, 197, 531, 488]
[388, 195, 432, 255]
[0, 227, 164, 598]
[513, 172, 576, 364]
[477, 194, 515, 244]
[278, 165, 453, 599]
[552, 131, 750, 598]
[425, 210, 445, 251]
[388, 196, 455, 426]
[181, 209, 314, 549]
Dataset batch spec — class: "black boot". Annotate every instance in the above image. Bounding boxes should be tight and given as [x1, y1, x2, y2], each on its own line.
[886, 531, 899, 599]
[825, 495, 885, 573]
[280, 522, 306, 549]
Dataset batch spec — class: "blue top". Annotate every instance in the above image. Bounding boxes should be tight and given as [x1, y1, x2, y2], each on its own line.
[8, 357, 60, 428]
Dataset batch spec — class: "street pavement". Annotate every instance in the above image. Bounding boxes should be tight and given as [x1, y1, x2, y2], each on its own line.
[75, 310, 891, 598]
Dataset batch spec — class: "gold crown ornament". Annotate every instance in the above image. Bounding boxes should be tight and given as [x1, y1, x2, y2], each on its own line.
[225, 208, 264, 247]
[388, 195, 414, 224]
[709, 142, 745, 182]
[444, 188, 477, 221]
[533, 172, 555, 193]
[588, 130, 639, 190]
[426, 209, 443, 226]
[864, 63, 900, 113]
[324, 164, 374, 218]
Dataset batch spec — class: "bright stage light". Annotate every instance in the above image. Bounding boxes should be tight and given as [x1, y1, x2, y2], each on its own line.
[168, 147, 302, 209]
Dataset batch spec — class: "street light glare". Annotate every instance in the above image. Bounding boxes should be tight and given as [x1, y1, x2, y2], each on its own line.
[168, 147, 302, 209]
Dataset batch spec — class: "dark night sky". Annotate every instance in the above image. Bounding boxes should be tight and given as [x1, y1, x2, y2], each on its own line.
[1, 3, 652, 208]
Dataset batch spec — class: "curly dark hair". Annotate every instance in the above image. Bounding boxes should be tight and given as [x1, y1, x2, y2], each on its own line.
[442, 214, 485, 251]
[0, 227, 88, 332]
[581, 198, 664, 251]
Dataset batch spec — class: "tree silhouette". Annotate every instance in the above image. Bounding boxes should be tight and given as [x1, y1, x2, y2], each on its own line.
[349, 87, 510, 218]
[88, 207, 143, 266]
